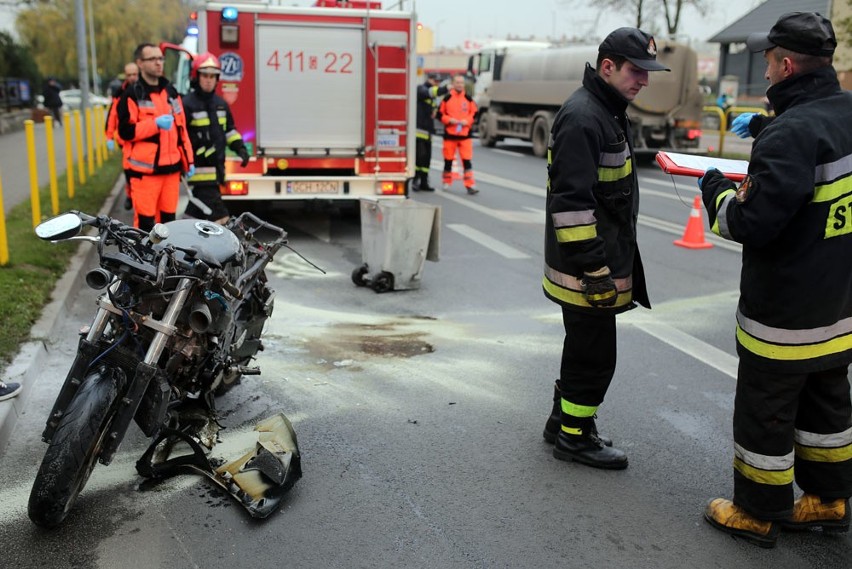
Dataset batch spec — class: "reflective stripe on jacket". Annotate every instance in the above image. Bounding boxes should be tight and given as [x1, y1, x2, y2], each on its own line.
[543, 64, 649, 315]
[117, 78, 192, 175]
[701, 67, 852, 371]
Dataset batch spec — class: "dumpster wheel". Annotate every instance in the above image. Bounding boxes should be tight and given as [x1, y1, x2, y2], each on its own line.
[351, 264, 369, 287]
[371, 271, 394, 293]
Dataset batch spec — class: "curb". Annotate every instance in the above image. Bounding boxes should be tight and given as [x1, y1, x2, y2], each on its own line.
[0, 175, 125, 455]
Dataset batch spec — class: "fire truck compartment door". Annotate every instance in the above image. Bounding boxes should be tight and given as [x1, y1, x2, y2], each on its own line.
[257, 23, 364, 151]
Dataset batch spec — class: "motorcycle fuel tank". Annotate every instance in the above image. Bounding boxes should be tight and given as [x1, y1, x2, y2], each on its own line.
[155, 220, 242, 266]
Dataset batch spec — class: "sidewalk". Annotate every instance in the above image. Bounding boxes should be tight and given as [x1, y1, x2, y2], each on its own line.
[0, 175, 125, 455]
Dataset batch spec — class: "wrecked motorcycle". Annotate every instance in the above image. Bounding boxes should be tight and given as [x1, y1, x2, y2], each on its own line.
[29, 210, 301, 528]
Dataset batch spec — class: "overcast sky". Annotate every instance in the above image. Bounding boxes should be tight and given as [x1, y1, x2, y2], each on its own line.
[0, 0, 764, 48]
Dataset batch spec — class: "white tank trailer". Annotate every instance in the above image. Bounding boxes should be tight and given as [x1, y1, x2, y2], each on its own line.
[469, 41, 704, 157]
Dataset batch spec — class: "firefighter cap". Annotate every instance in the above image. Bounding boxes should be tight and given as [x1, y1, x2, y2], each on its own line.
[598, 27, 670, 72]
[746, 12, 836, 57]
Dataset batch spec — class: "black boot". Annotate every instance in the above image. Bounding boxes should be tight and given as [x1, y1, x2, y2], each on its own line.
[553, 431, 628, 470]
[543, 382, 612, 446]
[418, 172, 435, 192]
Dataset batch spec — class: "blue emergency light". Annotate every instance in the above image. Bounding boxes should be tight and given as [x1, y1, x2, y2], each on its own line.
[222, 7, 239, 22]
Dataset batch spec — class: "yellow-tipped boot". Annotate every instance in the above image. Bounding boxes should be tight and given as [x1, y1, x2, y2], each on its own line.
[780, 494, 850, 533]
[704, 498, 779, 548]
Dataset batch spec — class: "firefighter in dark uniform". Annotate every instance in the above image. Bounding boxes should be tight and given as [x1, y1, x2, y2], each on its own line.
[182, 52, 250, 224]
[542, 28, 667, 470]
[412, 73, 447, 192]
[700, 12, 852, 548]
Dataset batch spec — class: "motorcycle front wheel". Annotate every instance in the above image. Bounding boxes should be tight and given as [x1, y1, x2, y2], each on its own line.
[28, 365, 121, 528]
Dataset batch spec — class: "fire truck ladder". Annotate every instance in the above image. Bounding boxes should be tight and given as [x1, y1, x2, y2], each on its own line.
[367, 33, 409, 172]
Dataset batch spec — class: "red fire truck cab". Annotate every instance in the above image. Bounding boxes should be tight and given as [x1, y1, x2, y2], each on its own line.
[164, 1, 417, 204]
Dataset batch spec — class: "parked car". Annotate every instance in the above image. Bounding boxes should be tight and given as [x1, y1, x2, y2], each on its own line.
[57, 89, 112, 110]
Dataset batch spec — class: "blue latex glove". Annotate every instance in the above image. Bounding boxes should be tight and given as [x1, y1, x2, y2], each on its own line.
[187, 164, 195, 178]
[698, 167, 721, 190]
[730, 113, 756, 139]
[106, 139, 115, 152]
[155, 114, 174, 130]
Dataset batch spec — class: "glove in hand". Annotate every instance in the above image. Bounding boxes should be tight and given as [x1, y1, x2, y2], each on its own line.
[582, 267, 618, 308]
[155, 114, 174, 130]
[730, 113, 756, 139]
[187, 164, 195, 178]
[106, 139, 115, 152]
[238, 147, 250, 168]
[698, 167, 721, 190]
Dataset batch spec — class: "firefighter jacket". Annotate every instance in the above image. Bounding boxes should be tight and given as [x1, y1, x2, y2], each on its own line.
[543, 64, 650, 315]
[182, 86, 246, 186]
[701, 67, 852, 373]
[439, 89, 477, 141]
[117, 78, 192, 175]
[416, 81, 447, 136]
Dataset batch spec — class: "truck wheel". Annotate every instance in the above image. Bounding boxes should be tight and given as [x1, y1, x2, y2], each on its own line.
[531, 117, 549, 158]
[351, 264, 368, 287]
[478, 111, 497, 147]
[371, 271, 394, 293]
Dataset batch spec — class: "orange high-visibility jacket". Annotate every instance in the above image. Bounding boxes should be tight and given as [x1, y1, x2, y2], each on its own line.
[117, 78, 193, 175]
[439, 89, 477, 139]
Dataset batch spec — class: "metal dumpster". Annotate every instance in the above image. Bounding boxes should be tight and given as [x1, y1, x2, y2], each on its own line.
[352, 198, 440, 292]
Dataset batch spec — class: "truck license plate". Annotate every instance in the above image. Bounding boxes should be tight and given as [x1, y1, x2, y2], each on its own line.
[287, 181, 340, 194]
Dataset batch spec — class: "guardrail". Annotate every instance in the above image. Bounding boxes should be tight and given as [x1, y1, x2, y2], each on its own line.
[702, 105, 769, 155]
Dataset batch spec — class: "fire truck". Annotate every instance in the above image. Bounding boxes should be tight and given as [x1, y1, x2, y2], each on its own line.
[164, 0, 416, 204]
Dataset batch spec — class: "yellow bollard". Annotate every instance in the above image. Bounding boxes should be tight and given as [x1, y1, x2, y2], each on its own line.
[85, 107, 95, 176]
[95, 106, 105, 165]
[64, 111, 75, 198]
[44, 115, 60, 215]
[0, 169, 9, 265]
[74, 110, 86, 185]
[25, 120, 41, 228]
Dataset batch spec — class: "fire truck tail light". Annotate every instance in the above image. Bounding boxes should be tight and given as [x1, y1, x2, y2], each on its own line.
[378, 181, 405, 195]
[686, 129, 702, 140]
[224, 180, 248, 195]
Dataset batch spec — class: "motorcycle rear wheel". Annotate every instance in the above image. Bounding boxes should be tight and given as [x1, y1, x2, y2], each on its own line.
[28, 366, 120, 528]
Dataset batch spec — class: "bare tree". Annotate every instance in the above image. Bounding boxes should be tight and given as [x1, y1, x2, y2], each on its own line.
[557, 0, 707, 37]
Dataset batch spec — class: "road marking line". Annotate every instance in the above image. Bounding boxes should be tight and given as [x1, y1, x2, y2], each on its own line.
[493, 148, 525, 157]
[628, 318, 739, 379]
[446, 223, 530, 259]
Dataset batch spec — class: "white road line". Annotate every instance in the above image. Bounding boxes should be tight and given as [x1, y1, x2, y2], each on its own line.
[493, 148, 526, 157]
[446, 223, 530, 259]
[628, 318, 739, 379]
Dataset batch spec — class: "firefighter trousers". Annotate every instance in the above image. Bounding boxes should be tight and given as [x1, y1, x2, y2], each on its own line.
[733, 359, 852, 520]
[415, 134, 432, 177]
[558, 308, 617, 431]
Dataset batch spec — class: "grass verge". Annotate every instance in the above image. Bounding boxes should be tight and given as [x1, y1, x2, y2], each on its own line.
[0, 154, 122, 370]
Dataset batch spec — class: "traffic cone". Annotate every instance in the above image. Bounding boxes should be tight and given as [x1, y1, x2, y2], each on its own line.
[674, 195, 713, 249]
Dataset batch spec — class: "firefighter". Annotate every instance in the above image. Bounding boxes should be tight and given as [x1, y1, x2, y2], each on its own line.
[543, 28, 668, 470]
[117, 43, 194, 231]
[700, 12, 852, 548]
[438, 74, 478, 194]
[412, 73, 447, 192]
[105, 61, 139, 210]
[182, 52, 250, 224]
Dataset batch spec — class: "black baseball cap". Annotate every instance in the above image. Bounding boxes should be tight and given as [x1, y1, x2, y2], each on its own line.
[746, 12, 836, 56]
[598, 27, 670, 72]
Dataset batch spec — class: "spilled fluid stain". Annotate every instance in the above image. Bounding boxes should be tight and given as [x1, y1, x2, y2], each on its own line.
[303, 319, 435, 368]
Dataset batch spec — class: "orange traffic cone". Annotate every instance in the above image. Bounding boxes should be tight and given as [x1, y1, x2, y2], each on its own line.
[674, 195, 713, 249]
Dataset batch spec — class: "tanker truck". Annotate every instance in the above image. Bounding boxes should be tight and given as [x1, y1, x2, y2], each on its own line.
[468, 41, 703, 157]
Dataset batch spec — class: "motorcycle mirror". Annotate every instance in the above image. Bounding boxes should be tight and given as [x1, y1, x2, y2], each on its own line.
[34, 213, 83, 241]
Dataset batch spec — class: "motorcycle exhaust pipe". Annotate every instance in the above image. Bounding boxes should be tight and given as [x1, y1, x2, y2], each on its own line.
[85, 268, 113, 289]
[189, 302, 213, 334]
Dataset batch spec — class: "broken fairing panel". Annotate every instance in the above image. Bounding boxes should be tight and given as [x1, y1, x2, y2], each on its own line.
[136, 413, 301, 518]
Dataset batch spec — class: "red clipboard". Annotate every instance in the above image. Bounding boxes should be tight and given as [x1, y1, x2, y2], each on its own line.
[656, 151, 748, 182]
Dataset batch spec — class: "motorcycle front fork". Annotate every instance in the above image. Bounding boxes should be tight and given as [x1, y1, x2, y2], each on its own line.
[44, 278, 194, 464]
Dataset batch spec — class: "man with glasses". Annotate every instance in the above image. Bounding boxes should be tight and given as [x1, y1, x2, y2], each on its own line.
[117, 43, 194, 230]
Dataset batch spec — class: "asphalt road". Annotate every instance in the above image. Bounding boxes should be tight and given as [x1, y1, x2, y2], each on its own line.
[0, 137, 848, 568]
